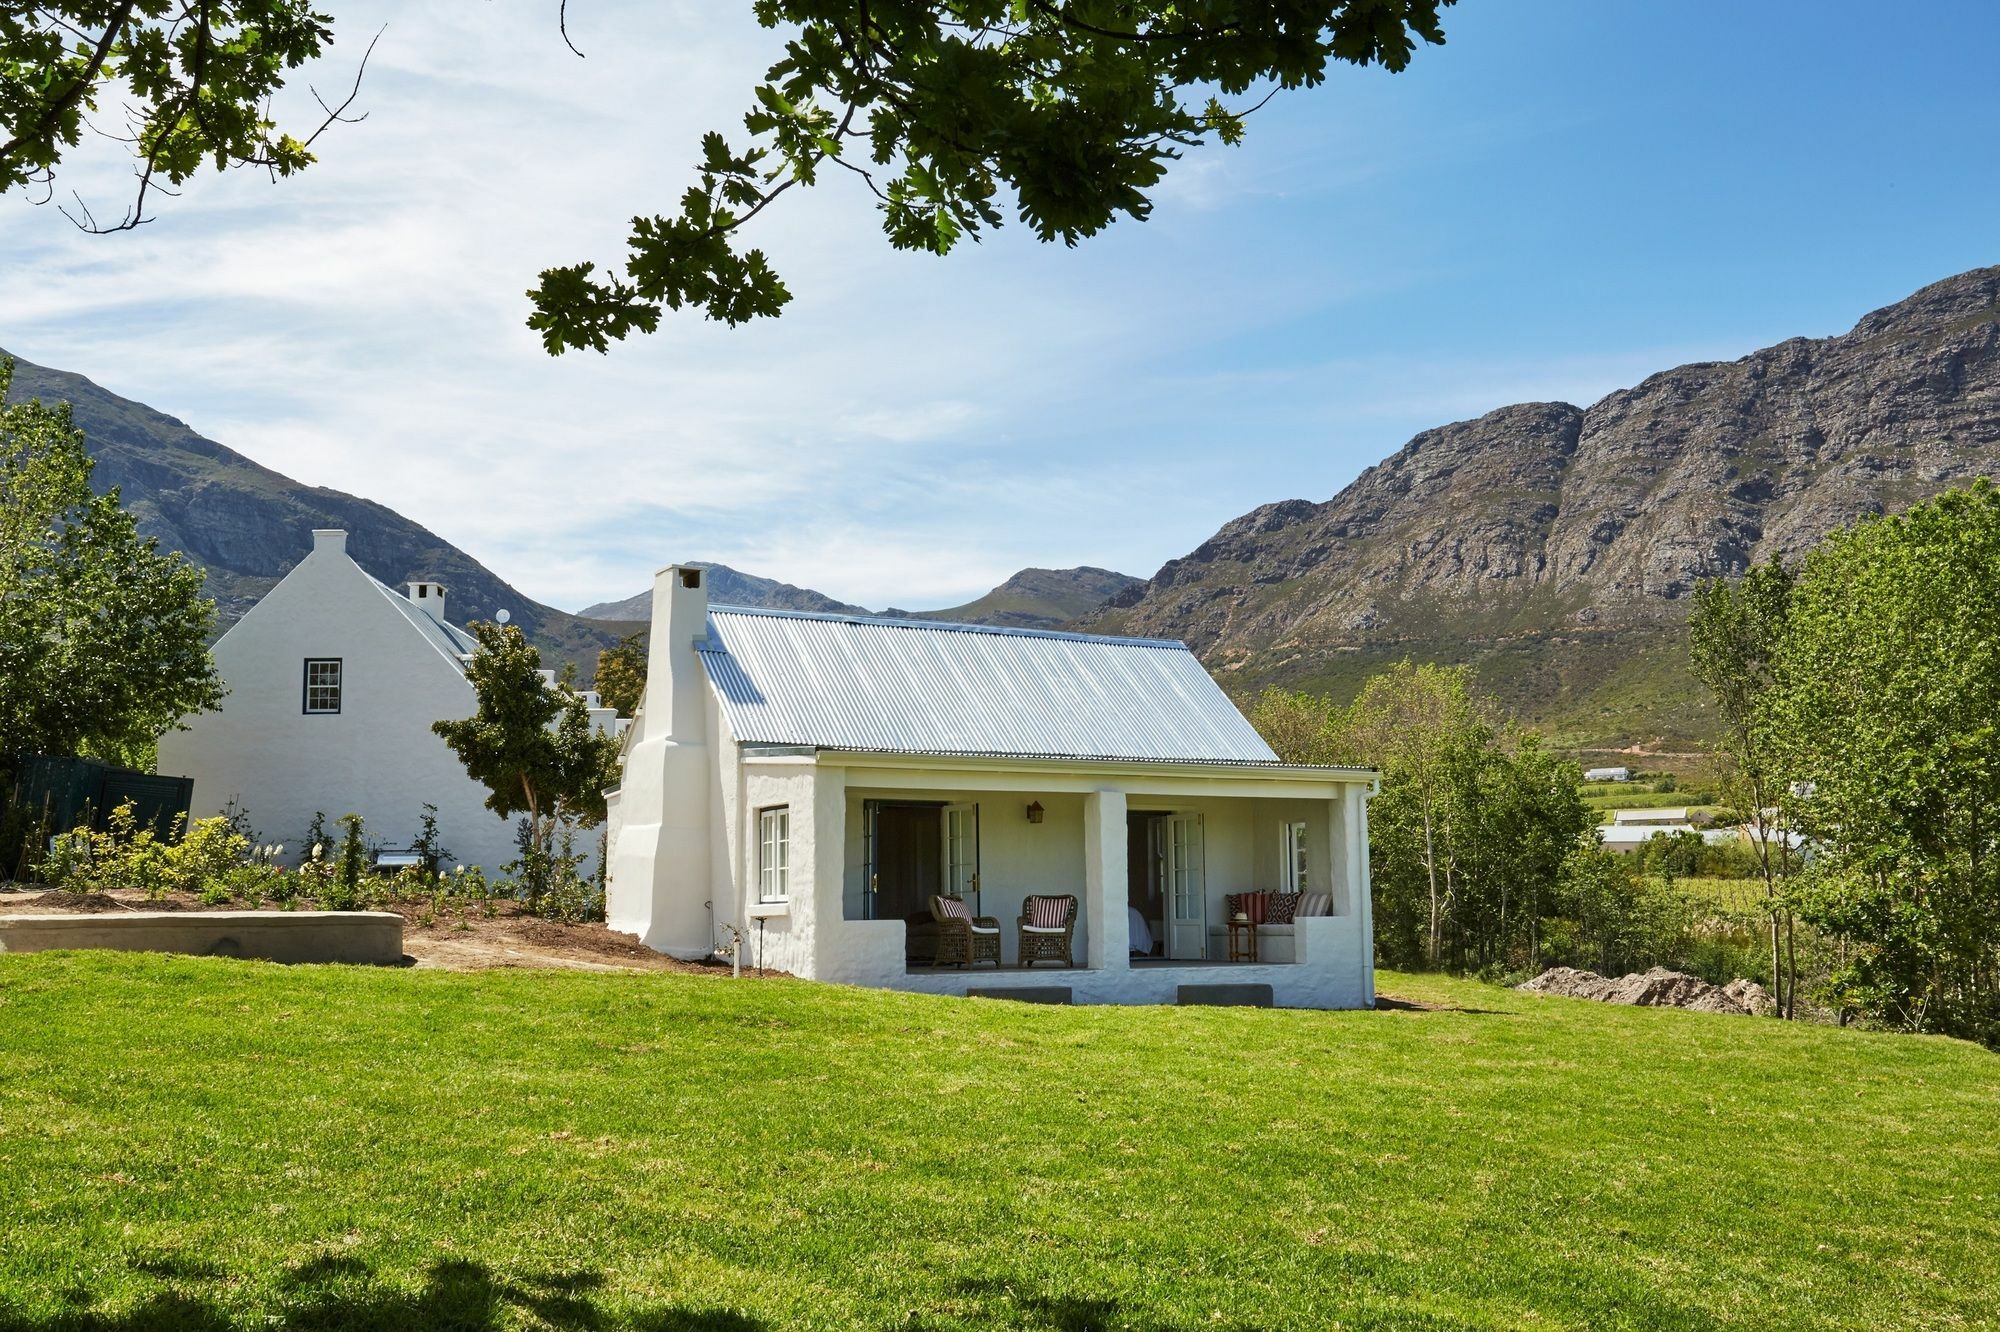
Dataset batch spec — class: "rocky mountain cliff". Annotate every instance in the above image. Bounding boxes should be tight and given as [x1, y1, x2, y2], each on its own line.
[588, 565, 1142, 630]
[1081, 266, 2000, 746]
[1, 351, 628, 668]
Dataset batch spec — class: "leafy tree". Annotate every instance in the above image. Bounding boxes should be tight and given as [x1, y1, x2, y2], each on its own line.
[1345, 661, 1487, 966]
[1689, 556, 1800, 1015]
[1258, 666, 1591, 973]
[1450, 731, 1591, 972]
[530, 1, 1455, 349]
[0, 359, 223, 768]
[1547, 846, 1699, 979]
[0, 2, 356, 232]
[593, 632, 647, 719]
[1, 5, 1455, 339]
[433, 622, 622, 904]
[1764, 482, 2000, 1040]
[1248, 686, 1356, 766]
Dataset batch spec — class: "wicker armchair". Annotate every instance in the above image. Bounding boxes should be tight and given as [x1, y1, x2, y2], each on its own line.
[1017, 894, 1078, 969]
[930, 894, 1002, 968]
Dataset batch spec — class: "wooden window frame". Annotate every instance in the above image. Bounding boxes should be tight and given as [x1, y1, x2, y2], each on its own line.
[758, 806, 791, 903]
[303, 658, 343, 715]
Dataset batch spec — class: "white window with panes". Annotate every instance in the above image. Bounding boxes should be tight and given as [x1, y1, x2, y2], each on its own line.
[758, 807, 790, 902]
[1282, 820, 1309, 895]
[303, 658, 342, 714]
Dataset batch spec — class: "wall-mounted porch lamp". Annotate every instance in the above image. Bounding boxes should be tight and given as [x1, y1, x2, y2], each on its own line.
[1025, 801, 1045, 824]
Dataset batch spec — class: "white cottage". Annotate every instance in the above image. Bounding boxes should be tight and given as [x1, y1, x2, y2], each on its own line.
[158, 529, 616, 872]
[606, 566, 1380, 1008]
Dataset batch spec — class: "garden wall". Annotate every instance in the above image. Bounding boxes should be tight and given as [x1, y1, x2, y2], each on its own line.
[0, 911, 404, 965]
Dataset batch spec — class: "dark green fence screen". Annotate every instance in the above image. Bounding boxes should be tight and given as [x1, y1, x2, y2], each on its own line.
[9, 755, 195, 841]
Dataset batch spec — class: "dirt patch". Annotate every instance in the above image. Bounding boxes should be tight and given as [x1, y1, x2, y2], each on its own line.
[14, 890, 129, 913]
[393, 907, 740, 974]
[0, 887, 759, 976]
[1518, 965, 1770, 1017]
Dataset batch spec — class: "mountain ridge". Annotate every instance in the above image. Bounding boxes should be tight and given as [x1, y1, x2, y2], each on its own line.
[0, 350, 629, 668]
[1079, 265, 2000, 746]
[583, 565, 1143, 630]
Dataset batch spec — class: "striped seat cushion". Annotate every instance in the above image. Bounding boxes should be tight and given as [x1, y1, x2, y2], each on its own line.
[1296, 891, 1333, 918]
[935, 896, 971, 921]
[1024, 896, 1070, 928]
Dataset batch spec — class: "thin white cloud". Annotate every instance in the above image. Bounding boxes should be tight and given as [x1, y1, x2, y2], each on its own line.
[0, 1, 1838, 615]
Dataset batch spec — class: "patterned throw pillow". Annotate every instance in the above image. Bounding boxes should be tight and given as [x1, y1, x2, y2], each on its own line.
[1268, 893, 1301, 925]
[1239, 890, 1270, 924]
[936, 896, 971, 920]
[1296, 891, 1333, 918]
[1026, 896, 1069, 928]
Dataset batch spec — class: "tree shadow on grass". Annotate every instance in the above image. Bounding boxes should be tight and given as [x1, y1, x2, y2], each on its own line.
[946, 1277, 1200, 1332]
[1374, 995, 1504, 1015]
[0, 1256, 763, 1332]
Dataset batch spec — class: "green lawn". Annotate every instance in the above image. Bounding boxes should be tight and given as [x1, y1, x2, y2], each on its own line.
[3, 955, 1998, 1330]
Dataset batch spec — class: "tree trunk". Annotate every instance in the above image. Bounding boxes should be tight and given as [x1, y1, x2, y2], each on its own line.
[1423, 813, 1441, 968]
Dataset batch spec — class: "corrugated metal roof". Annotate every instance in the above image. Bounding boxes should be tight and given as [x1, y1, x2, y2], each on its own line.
[698, 606, 1281, 763]
[368, 576, 478, 670]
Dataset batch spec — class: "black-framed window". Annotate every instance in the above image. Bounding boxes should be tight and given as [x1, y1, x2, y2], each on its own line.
[303, 658, 343, 714]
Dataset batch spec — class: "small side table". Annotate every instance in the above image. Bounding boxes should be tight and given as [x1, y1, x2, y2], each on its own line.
[1225, 916, 1258, 963]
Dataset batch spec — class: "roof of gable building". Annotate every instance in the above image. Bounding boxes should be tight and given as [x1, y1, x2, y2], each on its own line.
[366, 575, 478, 667]
[696, 606, 1283, 763]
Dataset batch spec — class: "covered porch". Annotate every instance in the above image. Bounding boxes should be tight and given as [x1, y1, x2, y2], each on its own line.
[805, 752, 1376, 1008]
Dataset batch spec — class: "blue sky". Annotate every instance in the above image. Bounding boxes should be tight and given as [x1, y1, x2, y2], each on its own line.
[6, 1, 1999, 611]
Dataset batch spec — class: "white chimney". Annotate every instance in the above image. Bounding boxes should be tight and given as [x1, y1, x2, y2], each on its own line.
[406, 580, 447, 620]
[311, 529, 347, 556]
[649, 564, 710, 741]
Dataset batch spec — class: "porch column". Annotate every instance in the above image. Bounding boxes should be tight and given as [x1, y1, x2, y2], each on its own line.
[1083, 788, 1129, 970]
[1354, 783, 1375, 1002]
[1327, 782, 1376, 1003]
[809, 765, 847, 981]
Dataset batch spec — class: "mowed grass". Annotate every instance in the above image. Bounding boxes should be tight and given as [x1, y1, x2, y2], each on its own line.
[3, 956, 1999, 1330]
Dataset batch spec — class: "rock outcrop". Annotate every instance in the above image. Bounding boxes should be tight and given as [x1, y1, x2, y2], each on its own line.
[1081, 267, 2000, 744]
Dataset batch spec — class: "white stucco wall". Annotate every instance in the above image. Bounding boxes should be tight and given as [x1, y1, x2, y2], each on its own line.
[599, 564, 1380, 1009]
[605, 566, 715, 956]
[155, 531, 520, 871]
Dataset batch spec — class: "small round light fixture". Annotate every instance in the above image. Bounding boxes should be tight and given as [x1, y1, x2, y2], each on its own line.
[1025, 801, 1044, 825]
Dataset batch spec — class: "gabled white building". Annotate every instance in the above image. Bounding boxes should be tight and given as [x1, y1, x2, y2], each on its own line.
[605, 565, 1381, 1008]
[158, 529, 615, 871]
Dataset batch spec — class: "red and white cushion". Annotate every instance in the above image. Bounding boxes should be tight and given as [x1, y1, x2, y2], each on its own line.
[935, 896, 971, 920]
[1237, 891, 1270, 924]
[1024, 896, 1069, 929]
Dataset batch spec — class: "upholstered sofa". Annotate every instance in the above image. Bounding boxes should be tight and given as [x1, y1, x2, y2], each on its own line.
[1207, 890, 1334, 964]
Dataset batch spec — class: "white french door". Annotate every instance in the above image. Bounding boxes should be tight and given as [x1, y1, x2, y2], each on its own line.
[942, 803, 981, 915]
[1165, 812, 1206, 960]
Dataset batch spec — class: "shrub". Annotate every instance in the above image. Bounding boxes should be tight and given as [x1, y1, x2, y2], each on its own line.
[555, 823, 606, 923]
[319, 814, 368, 911]
[168, 817, 249, 897]
[412, 803, 453, 876]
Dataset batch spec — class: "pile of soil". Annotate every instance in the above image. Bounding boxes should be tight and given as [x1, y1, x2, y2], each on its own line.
[17, 889, 130, 913]
[1519, 966, 1775, 1017]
